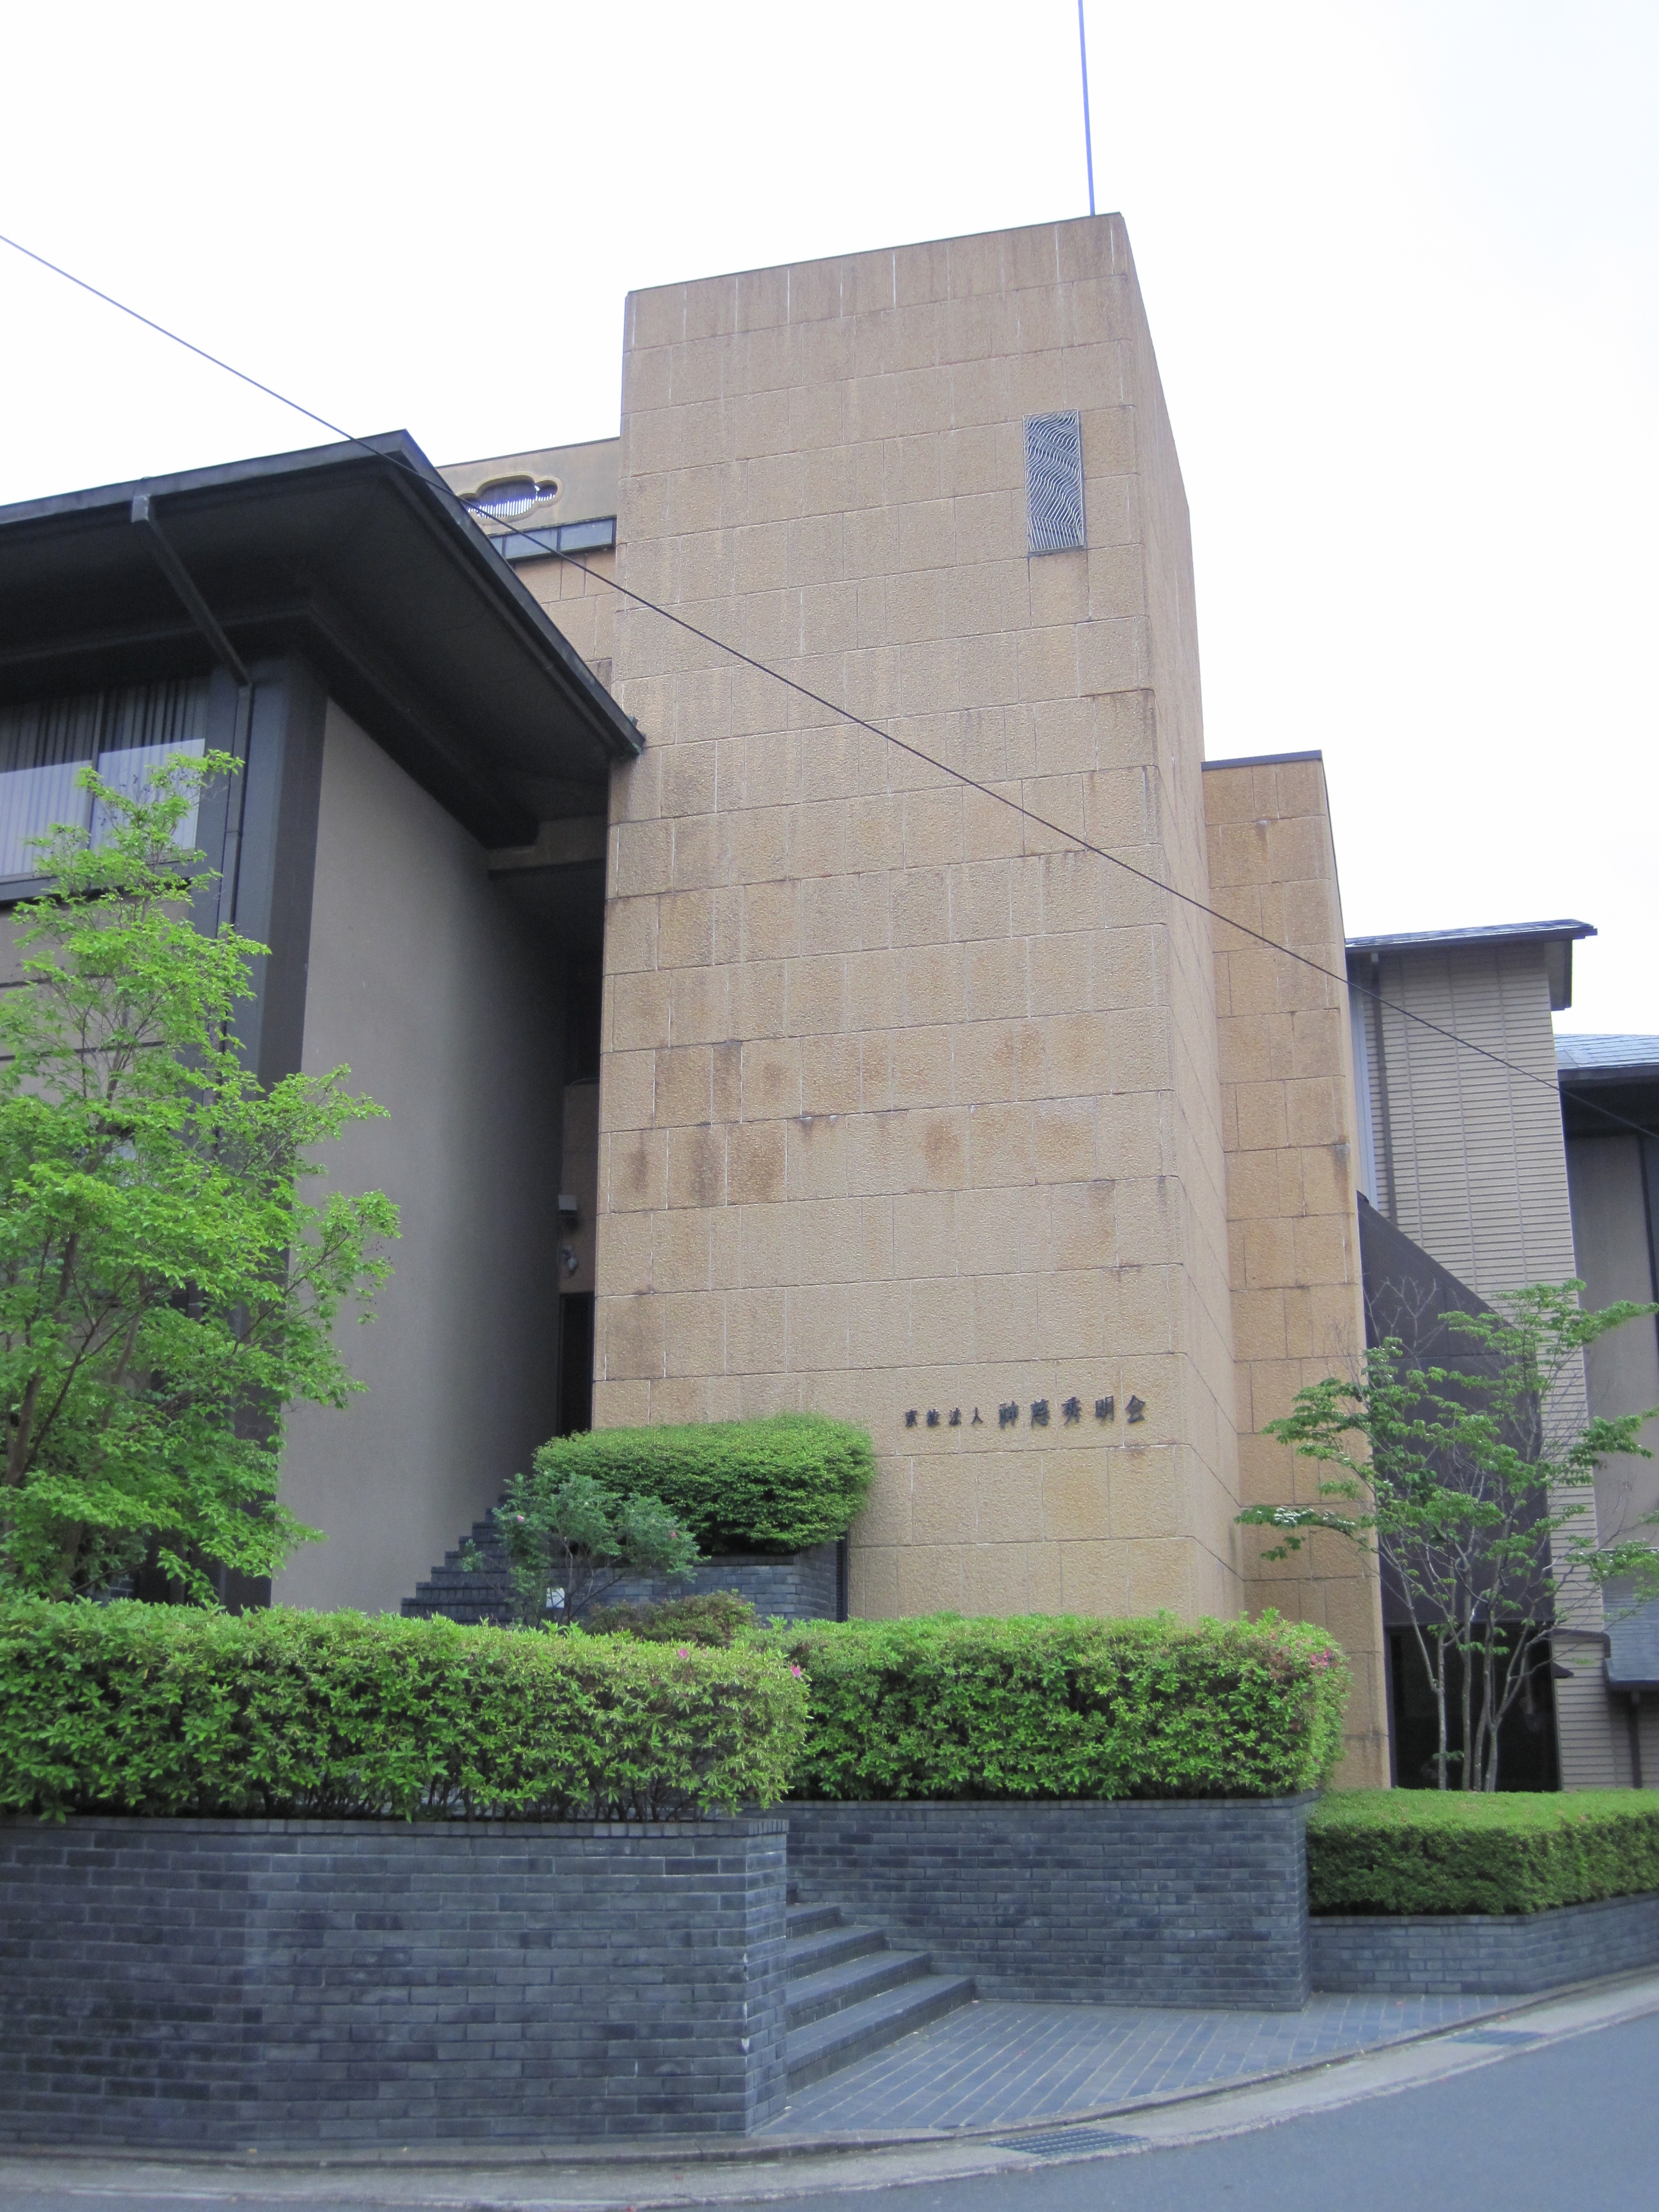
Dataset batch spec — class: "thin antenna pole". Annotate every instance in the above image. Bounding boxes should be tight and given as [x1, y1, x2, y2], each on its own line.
[1078, 0, 1097, 216]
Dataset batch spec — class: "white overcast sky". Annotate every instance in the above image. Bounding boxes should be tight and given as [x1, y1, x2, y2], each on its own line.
[2, 2, 1653, 1033]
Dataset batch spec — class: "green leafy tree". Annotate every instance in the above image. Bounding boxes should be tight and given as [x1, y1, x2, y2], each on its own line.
[0, 753, 397, 1602]
[495, 1468, 701, 1627]
[1239, 1283, 1659, 1790]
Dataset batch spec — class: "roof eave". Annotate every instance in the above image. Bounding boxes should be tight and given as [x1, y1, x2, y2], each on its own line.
[0, 431, 644, 768]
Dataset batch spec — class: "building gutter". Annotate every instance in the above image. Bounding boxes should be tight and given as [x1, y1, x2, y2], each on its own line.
[130, 493, 254, 928]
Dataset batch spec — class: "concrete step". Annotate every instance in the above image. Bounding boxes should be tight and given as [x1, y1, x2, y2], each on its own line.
[787, 1944, 931, 2030]
[785, 1920, 886, 1978]
[786, 1973, 975, 2091]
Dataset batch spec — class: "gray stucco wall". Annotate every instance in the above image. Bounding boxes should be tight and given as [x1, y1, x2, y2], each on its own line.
[0, 1815, 788, 2147]
[1567, 1133, 1659, 1785]
[1566, 1135, 1659, 1548]
[274, 705, 564, 1616]
[786, 1797, 1312, 2008]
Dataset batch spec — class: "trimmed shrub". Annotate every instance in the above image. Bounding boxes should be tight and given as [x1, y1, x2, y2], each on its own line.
[759, 1611, 1349, 1801]
[531, 1412, 873, 1553]
[586, 1592, 757, 1646]
[1308, 1788, 1659, 1916]
[0, 1600, 806, 1822]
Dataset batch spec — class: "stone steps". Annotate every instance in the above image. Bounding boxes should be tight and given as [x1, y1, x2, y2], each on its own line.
[787, 1946, 933, 2030]
[784, 1899, 973, 2091]
[402, 1516, 515, 1626]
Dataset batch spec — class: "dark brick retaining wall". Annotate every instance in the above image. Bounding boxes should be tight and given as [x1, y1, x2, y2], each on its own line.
[404, 1531, 838, 1626]
[1312, 1890, 1659, 1995]
[786, 1798, 1313, 2010]
[0, 1817, 787, 2150]
[598, 1542, 840, 1619]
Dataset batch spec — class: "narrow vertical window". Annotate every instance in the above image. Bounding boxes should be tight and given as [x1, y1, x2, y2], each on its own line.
[1025, 411, 1086, 554]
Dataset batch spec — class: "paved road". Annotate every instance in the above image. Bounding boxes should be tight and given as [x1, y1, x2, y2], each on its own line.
[754, 2007, 1659, 2211]
[0, 2006, 1652, 2212]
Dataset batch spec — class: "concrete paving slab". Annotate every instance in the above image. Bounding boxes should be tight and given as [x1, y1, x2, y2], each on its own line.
[766, 1988, 1496, 2133]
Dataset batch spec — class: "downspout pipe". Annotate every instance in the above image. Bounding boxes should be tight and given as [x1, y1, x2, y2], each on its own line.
[1368, 950, 1399, 1224]
[130, 493, 253, 927]
[1629, 1690, 1645, 1791]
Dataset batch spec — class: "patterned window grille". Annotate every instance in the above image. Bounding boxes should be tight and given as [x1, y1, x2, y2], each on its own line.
[1025, 411, 1086, 555]
[0, 675, 211, 880]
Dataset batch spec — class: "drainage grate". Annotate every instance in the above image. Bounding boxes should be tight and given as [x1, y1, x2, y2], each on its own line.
[1451, 2028, 1546, 2047]
[996, 2126, 1146, 2158]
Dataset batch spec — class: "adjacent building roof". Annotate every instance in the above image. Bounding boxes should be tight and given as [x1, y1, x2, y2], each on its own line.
[1200, 749, 1323, 771]
[1557, 1035, 1659, 1081]
[0, 431, 641, 847]
[1345, 920, 1596, 954]
[1346, 920, 1595, 1015]
[1557, 1032, 1659, 1139]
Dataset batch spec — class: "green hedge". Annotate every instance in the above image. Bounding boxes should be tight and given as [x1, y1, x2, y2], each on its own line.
[585, 1592, 757, 1646]
[1308, 1788, 1659, 1915]
[531, 1412, 873, 1553]
[759, 1612, 1350, 1800]
[0, 1600, 806, 1822]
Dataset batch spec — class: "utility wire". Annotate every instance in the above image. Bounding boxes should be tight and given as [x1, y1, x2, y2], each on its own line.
[533, 549, 1659, 1146]
[2, 226, 1651, 1150]
[0, 231, 357, 447]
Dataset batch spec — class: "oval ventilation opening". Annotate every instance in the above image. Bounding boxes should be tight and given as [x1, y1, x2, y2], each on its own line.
[468, 476, 560, 523]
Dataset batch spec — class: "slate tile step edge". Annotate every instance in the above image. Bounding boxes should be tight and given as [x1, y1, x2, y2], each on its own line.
[785, 1976, 976, 2094]
[786, 1903, 844, 1940]
[787, 1948, 933, 2030]
[785, 1923, 888, 1978]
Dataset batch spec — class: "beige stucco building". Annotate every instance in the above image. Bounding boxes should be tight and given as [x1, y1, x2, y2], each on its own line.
[4, 212, 1653, 1791]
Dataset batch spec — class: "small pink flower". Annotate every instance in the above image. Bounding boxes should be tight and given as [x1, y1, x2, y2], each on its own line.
[677, 1647, 690, 1658]
[790, 1665, 803, 1678]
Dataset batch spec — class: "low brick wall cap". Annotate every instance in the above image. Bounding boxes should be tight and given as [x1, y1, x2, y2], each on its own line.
[785, 1793, 1316, 1811]
[0, 1813, 790, 1838]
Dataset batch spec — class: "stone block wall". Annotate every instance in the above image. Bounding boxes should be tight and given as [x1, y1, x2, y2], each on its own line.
[786, 1796, 1312, 2008]
[1202, 752, 1388, 1786]
[0, 1817, 787, 2149]
[597, 213, 1242, 1629]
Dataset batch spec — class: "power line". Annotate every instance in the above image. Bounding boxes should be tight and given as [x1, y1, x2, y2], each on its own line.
[540, 550, 1658, 1147]
[0, 231, 357, 447]
[3, 226, 1651, 1151]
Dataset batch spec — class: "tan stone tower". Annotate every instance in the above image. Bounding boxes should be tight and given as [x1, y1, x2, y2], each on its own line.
[593, 215, 1387, 1780]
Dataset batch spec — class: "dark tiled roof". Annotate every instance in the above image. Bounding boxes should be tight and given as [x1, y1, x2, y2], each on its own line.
[1201, 750, 1323, 771]
[1346, 920, 1595, 955]
[1557, 1035, 1659, 1078]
